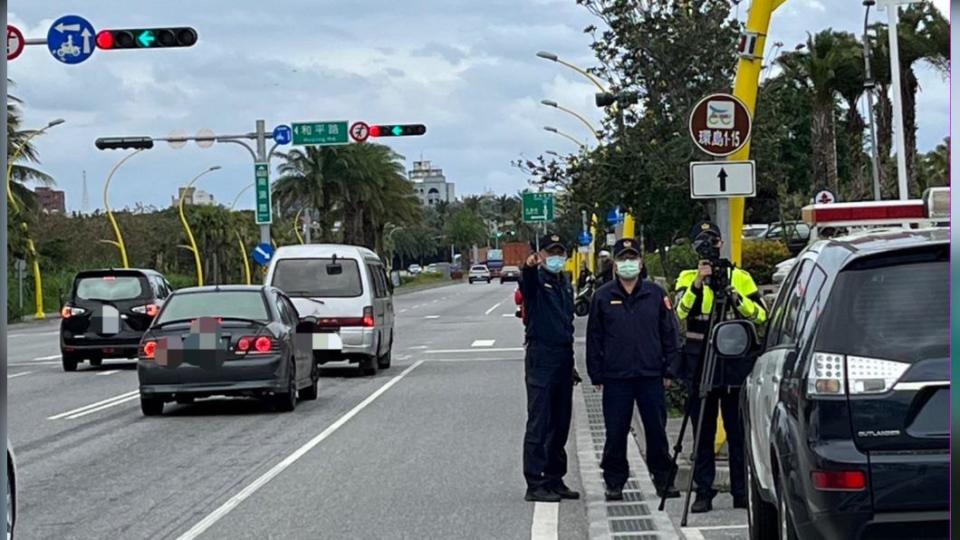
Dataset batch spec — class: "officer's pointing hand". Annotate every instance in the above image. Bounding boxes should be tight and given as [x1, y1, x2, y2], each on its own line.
[526, 253, 543, 268]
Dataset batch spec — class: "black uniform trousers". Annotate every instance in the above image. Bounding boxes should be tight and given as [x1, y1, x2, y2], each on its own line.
[523, 343, 574, 491]
[600, 376, 673, 490]
[684, 352, 746, 499]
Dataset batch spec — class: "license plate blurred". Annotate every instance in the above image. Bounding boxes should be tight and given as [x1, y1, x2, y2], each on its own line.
[312, 333, 342, 351]
[101, 305, 119, 335]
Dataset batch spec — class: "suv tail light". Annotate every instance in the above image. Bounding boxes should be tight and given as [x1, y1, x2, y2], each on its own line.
[142, 340, 157, 360]
[132, 304, 160, 317]
[807, 352, 910, 397]
[61, 306, 88, 318]
[812, 470, 866, 491]
[362, 306, 375, 328]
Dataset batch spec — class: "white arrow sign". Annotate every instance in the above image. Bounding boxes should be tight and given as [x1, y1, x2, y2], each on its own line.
[55, 23, 81, 33]
[689, 160, 756, 199]
[80, 28, 92, 54]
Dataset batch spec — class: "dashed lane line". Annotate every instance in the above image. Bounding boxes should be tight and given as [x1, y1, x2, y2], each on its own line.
[471, 339, 496, 347]
[48, 390, 138, 420]
[484, 301, 503, 315]
[425, 347, 523, 354]
[530, 502, 559, 540]
[97, 370, 121, 376]
[8, 371, 32, 379]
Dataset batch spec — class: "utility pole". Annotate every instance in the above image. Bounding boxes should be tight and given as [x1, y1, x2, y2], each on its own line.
[1, 0, 10, 519]
[878, 0, 917, 201]
[255, 119, 270, 243]
[863, 0, 883, 201]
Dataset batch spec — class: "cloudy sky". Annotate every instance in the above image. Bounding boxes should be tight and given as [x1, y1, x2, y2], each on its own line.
[10, 1, 949, 212]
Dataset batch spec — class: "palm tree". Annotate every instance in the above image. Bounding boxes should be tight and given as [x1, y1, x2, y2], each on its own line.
[779, 30, 862, 194]
[7, 90, 55, 215]
[272, 147, 345, 242]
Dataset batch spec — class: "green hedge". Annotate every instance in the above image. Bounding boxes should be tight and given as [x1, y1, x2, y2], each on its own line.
[645, 239, 790, 286]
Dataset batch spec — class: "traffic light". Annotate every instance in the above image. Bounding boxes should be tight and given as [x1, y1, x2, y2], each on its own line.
[96, 27, 198, 50]
[368, 124, 427, 137]
[95, 137, 155, 150]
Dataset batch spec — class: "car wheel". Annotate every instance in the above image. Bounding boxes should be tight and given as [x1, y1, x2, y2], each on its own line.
[361, 354, 378, 376]
[747, 454, 777, 540]
[274, 360, 297, 412]
[776, 470, 798, 540]
[140, 396, 164, 416]
[377, 340, 392, 370]
[61, 354, 78, 372]
[300, 371, 319, 401]
[89, 358, 103, 368]
[574, 301, 590, 317]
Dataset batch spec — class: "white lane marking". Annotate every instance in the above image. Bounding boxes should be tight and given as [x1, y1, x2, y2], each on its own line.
[175, 360, 426, 540]
[10, 361, 60, 366]
[33, 354, 61, 361]
[471, 339, 496, 347]
[502, 313, 515, 318]
[426, 347, 523, 354]
[408, 345, 428, 350]
[65, 395, 139, 420]
[10, 331, 59, 338]
[530, 502, 559, 540]
[429, 357, 521, 363]
[399, 309, 408, 313]
[424, 315, 440, 320]
[97, 370, 121, 376]
[680, 527, 705, 540]
[8, 371, 32, 379]
[48, 390, 138, 420]
[683, 525, 748, 532]
[484, 302, 503, 315]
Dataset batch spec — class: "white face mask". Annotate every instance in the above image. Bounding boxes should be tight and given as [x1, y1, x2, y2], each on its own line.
[616, 259, 641, 279]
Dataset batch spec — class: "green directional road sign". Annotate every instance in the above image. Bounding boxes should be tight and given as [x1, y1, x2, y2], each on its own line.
[522, 192, 555, 223]
[291, 121, 349, 146]
[254, 162, 272, 225]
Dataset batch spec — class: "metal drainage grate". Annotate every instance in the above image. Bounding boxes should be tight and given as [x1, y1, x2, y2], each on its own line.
[607, 504, 650, 517]
[609, 517, 655, 532]
[611, 534, 660, 540]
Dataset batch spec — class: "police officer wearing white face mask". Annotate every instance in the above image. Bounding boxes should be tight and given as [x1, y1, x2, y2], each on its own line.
[586, 238, 680, 501]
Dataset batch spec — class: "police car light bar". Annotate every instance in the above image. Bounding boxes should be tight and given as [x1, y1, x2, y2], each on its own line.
[802, 200, 926, 227]
[923, 187, 949, 220]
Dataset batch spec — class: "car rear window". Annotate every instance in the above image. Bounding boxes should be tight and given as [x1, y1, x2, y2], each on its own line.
[157, 291, 269, 324]
[816, 257, 947, 364]
[271, 258, 363, 298]
[75, 275, 148, 301]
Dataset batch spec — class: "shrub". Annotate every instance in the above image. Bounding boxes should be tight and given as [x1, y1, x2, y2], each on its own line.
[741, 240, 791, 285]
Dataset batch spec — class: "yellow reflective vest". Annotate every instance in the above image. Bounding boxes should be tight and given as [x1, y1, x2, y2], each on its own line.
[674, 267, 767, 324]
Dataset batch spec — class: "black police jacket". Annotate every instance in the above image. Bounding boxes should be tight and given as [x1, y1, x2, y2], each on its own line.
[520, 263, 575, 349]
[586, 279, 679, 385]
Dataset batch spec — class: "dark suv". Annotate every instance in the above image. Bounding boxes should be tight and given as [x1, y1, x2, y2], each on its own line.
[60, 269, 173, 371]
[734, 228, 948, 540]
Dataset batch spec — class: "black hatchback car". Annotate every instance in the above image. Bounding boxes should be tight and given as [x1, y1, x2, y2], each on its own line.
[60, 269, 173, 372]
[732, 228, 948, 540]
[137, 285, 318, 416]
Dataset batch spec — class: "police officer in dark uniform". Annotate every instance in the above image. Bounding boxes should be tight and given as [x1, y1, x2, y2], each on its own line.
[586, 238, 681, 501]
[671, 222, 767, 513]
[520, 233, 580, 503]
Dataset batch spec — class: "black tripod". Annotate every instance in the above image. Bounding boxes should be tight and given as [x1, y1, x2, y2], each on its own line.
[658, 268, 735, 526]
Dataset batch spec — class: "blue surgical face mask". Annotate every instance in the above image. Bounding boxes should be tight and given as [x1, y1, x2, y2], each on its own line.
[544, 255, 566, 274]
[616, 259, 641, 279]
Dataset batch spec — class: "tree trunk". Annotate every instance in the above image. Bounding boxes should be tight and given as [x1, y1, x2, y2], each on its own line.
[845, 104, 869, 201]
[902, 67, 920, 197]
[875, 84, 895, 197]
[811, 102, 839, 194]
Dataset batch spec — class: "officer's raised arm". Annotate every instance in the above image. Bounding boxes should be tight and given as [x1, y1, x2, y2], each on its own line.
[519, 252, 542, 301]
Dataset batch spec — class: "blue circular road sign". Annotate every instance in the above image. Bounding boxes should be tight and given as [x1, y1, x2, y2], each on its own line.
[47, 15, 97, 65]
[578, 232, 593, 246]
[252, 243, 275, 266]
[606, 207, 624, 225]
[273, 125, 292, 145]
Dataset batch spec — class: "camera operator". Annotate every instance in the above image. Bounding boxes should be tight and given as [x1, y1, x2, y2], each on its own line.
[669, 222, 767, 514]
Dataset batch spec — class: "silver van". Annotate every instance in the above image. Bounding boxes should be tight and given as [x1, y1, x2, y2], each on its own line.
[265, 244, 395, 376]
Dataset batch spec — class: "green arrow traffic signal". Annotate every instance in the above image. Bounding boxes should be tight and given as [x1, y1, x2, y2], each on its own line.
[137, 30, 156, 47]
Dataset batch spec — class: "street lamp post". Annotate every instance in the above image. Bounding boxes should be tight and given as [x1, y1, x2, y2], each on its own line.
[863, 0, 883, 201]
[7, 118, 66, 319]
[103, 150, 146, 268]
[536, 51, 608, 92]
[543, 126, 586, 150]
[877, 0, 919, 201]
[540, 99, 600, 140]
[229, 183, 255, 285]
[178, 166, 222, 286]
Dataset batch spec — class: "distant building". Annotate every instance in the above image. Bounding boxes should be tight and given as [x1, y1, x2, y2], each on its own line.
[34, 187, 66, 214]
[408, 160, 455, 206]
[172, 186, 216, 207]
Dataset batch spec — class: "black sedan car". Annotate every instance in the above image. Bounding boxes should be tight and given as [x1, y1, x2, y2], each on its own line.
[137, 285, 318, 416]
[60, 269, 172, 371]
[499, 265, 521, 284]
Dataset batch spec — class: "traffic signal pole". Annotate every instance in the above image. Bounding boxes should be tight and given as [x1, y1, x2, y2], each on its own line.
[726, 0, 788, 265]
[1, 0, 10, 521]
[255, 120, 270, 245]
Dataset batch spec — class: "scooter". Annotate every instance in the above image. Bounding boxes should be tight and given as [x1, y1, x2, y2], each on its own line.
[574, 276, 595, 317]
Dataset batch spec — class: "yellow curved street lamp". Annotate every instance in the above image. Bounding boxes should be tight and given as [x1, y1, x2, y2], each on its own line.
[536, 51, 608, 92]
[6, 118, 66, 319]
[543, 126, 586, 150]
[540, 99, 600, 140]
[102, 150, 147, 268]
[229, 182, 255, 285]
[178, 166, 222, 287]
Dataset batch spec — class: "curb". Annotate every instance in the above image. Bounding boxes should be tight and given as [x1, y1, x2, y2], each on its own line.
[12, 312, 61, 324]
[574, 352, 682, 540]
[632, 415, 732, 493]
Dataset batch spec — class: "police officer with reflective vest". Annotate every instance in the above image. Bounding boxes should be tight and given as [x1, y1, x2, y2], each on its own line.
[586, 239, 681, 502]
[520, 233, 580, 503]
[671, 222, 767, 513]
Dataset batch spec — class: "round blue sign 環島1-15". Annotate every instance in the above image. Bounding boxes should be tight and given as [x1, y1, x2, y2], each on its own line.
[273, 125, 292, 145]
[47, 15, 97, 65]
[252, 243, 275, 266]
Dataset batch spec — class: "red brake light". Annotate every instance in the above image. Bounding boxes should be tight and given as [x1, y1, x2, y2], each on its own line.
[142, 340, 157, 359]
[237, 337, 252, 352]
[812, 471, 866, 491]
[102, 276, 116, 281]
[61, 306, 72, 319]
[362, 306, 375, 328]
[254, 336, 273, 353]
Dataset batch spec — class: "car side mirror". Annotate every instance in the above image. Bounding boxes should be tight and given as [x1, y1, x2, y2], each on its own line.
[711, 320, 758, 358]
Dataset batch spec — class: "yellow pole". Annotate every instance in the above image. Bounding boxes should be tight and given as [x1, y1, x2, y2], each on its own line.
[293, 208, 305, 245]
[727, 0, 787, 265]
[623, 214, 635, 238]
[178, 166, 222, 287]
[103, 150, 144, 268]
[229, 183, 255, 286]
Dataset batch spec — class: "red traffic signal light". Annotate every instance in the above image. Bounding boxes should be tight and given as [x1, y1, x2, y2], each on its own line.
[95, 137, 155, 150]
[96, 28, 198, 50]
[369, 124, 427, 137]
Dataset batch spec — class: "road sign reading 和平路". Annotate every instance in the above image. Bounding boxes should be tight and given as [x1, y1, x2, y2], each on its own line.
[522, 192, 555, 223]
[689, 93, 752, 157]
[254, 162, 272, 224]
[292, 121, 349, 146]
